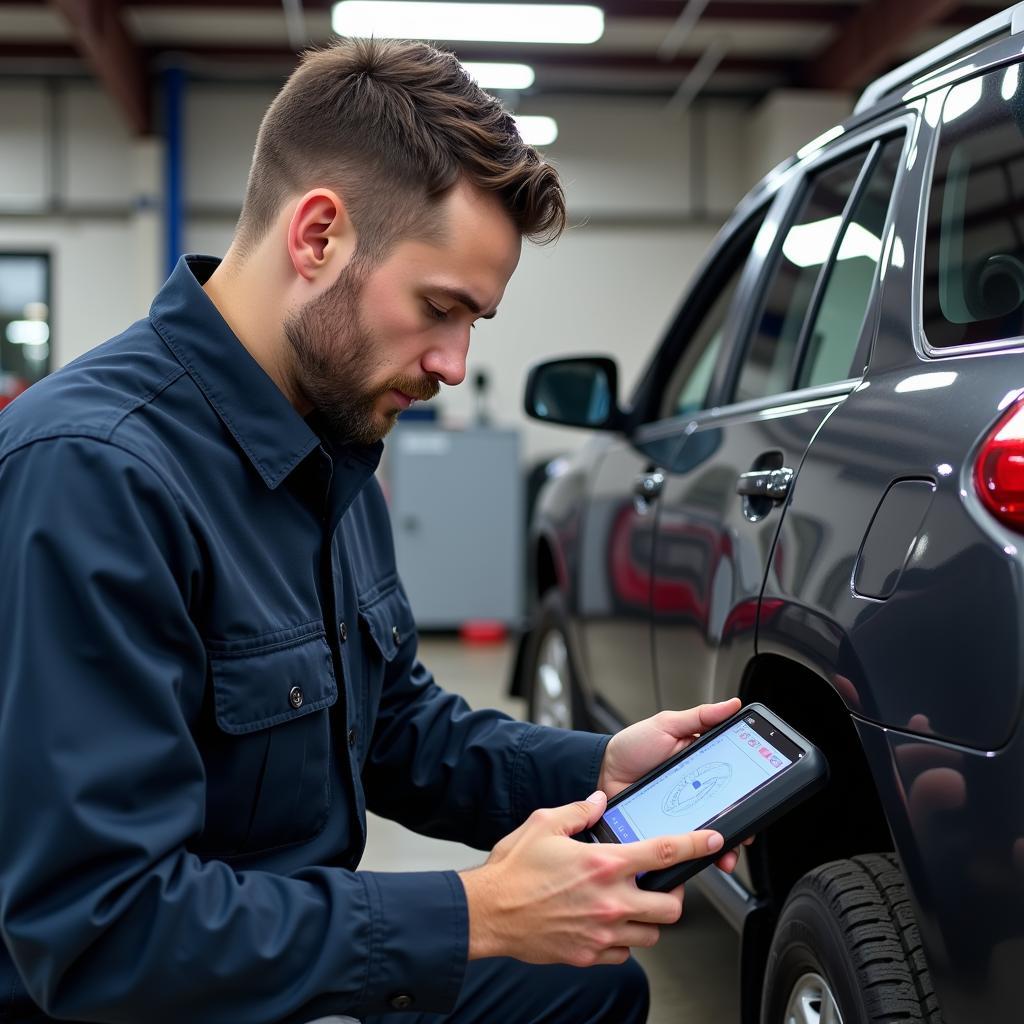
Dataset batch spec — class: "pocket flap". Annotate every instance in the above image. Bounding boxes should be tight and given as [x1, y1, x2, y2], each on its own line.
[207, 627, 337, 735]
[359, 587, 415, 662]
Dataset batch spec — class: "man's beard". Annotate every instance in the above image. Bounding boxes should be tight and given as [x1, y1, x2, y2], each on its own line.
[283, 262, 440, 445]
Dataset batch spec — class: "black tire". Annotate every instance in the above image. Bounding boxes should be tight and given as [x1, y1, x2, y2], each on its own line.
[761, 854, 943, 1024]
[523, 590, 589, 730]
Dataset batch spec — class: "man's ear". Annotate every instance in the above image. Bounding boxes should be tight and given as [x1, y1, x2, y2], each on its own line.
[286, 189, 358, 284]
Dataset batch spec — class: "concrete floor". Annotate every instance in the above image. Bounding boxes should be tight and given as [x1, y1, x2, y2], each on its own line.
[360, 637, 740, 1023]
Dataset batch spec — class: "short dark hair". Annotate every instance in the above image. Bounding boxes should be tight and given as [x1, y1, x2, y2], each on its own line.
[235, 37, 566, 261]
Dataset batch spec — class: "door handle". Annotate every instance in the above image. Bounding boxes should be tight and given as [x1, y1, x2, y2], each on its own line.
[736, 467, 793, 502]
[633, 471, 666, 500]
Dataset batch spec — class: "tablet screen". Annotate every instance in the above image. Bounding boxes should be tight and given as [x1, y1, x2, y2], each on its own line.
[599, 713, 801, 843]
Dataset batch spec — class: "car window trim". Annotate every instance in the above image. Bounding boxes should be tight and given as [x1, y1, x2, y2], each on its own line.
[632, 377, 860, 448]
[916, 66, 1024, 359]
[712, 113, 919, 409]
[790, 139, 885, 387]
[793, 127, 911, 388]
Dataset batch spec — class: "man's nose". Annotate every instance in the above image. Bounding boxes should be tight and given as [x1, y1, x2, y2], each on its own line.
[421, 330, 470, 387]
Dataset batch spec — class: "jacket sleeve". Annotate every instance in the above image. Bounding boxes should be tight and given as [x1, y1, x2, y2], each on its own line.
[362, 591, 611, 850]
[0, 437, 467, 1023]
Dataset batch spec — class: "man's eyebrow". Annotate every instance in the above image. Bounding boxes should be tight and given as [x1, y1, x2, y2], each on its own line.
[434, 286, 498, 320]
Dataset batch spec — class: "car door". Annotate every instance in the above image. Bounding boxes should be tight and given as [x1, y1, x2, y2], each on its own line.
[649, 120, 913, 714]
[575, 204, 771, 728]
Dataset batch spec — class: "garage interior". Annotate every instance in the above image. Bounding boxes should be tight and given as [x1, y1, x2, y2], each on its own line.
[0, 2, 1008, 1022]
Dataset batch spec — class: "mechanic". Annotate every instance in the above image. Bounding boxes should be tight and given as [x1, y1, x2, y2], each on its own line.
[0, 37, 741, 1024]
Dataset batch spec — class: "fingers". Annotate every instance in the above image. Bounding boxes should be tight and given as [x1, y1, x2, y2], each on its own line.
[530, 791, 607, 838]
[617, 923, 661, 949]
[656, 699, 741, 742]
[623, 829, 723, 873]
[628, 890, 685, 926]
[714, 849, 739, 874]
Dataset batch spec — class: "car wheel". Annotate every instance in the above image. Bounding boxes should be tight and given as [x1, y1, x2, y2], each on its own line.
[525, 590, 586, 730]
[761, 854, 942, 1024]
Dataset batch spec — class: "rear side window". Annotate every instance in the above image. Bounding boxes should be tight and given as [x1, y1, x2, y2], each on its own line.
[735, 150, 869, 403]
[798, 135, 904, 388]
[924, 64, 1024, 348]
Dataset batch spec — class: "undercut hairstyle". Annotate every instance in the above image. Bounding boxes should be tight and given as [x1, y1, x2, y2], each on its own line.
[235, 37, 567, 262]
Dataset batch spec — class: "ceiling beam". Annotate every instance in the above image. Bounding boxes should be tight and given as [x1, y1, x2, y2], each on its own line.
[47, 0, 150, 133]
[805, 0, 963, 91]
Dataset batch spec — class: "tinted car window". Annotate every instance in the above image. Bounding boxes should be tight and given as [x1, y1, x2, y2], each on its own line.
[659, 208, 767, 419]
[798, 135, 904, 388]
[924, 64, 1024, 348]
[735, 150, 870, 403]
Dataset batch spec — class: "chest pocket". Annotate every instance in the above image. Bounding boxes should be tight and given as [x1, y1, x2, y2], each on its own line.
[194, 625, 337, 857]
[358, 585, 415, 727]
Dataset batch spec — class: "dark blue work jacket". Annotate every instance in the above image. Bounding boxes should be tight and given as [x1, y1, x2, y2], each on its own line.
[0, 256, 609, 1023]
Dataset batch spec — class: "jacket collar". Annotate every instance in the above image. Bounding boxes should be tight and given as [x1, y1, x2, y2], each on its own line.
[151, 254, 341, 490]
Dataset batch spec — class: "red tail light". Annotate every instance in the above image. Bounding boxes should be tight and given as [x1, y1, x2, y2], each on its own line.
[975, 400, 1024, 529]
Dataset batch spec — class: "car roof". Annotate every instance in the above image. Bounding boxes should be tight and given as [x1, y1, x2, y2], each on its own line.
[855, 2, 1024, 116]
[721, 2, 1024, 242]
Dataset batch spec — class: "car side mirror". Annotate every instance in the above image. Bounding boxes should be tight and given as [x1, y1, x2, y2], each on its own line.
[524, 357, 623, 430]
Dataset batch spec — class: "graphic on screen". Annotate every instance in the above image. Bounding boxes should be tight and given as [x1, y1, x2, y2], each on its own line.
[601, 720, 794, 844]
[661, 761, 732, 816]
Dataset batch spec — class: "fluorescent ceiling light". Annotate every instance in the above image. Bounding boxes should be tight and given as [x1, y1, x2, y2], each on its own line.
[332, 2, 604, 44]
[514, 115, 557, 145]
[462, 62, 535, 90]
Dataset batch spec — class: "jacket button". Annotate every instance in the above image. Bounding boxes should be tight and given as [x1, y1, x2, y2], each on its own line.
[392, 625, 401, 644]
[389, 994, 414, 1010]
[339, 620, 348, 642]
[347, 728, 357, 748]
[288, 686, 304, 709]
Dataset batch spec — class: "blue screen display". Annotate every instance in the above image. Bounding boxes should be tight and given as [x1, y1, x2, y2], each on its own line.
[601, 720, 793, 843]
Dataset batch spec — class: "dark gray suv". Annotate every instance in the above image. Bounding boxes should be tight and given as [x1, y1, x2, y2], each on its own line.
[514, 6, 1024, 1023]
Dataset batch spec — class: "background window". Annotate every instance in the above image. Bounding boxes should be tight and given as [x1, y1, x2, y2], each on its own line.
[659, 209, 767, 420]
[924, 65, 1024, 348]
[0, 253, 51, 409]
[734, 150, 869, 403]
[798, 136, 904, 389]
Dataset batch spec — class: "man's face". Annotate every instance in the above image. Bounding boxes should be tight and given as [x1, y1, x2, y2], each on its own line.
[284, 181, 521, 445]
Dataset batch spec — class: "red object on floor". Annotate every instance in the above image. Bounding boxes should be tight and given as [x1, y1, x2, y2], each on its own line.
[459, 620, 507, 645]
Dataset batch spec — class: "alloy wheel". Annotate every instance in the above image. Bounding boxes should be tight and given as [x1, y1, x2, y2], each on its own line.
[534, 630, 572, 729]
[782, 972, 843, 1024]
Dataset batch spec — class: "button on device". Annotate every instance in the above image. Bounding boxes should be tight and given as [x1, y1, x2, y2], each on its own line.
[347, 728, 357, 748]
[392, 625, 402, 644]
[389, 994, 414, 1010]
[339, 621, 348, 642]
[288, 686, 304, 709]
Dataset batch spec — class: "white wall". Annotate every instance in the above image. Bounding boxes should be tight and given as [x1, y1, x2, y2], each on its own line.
[0, 81, 162, 366]
[0, 77, 834, 462]
[744, 88, 854, 188]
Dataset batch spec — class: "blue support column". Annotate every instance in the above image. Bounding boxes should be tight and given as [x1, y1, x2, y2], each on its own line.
[163, 67, 186, 278]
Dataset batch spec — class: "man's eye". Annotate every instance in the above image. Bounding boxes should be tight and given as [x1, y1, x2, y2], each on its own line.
[426, 302, 449, 322]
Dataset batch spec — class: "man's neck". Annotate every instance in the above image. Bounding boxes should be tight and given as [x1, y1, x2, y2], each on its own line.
[202, 250, 310, 415]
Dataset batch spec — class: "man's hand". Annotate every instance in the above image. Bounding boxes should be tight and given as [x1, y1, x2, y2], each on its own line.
[458, 792, 722, 966]
[598, 698, 751, 873]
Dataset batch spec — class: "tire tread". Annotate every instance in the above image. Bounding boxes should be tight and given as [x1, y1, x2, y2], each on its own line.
[801, 854, 942, 1023]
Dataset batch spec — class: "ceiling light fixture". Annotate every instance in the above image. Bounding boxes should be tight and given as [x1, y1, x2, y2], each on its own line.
[332, 2, 604, 44]
[514, 115, 558, 145]
[462, 62, 536, 90]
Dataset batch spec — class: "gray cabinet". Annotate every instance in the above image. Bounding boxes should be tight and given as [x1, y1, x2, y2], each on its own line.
[387, 426, 523, 629]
